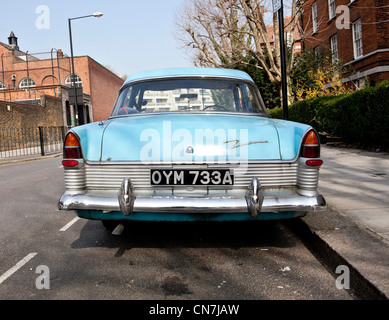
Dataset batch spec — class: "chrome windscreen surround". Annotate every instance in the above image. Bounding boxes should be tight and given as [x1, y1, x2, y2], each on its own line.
[109, 75, 268, 118]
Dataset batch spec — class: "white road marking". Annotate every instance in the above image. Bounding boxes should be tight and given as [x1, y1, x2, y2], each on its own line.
[60, 217, 80, 232]
[0, 253, 37, 285]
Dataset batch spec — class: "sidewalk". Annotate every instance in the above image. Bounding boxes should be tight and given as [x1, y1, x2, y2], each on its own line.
[301, 145, 389, 299]
[319, 145, 389, 243]
[0, 152, 61, 166]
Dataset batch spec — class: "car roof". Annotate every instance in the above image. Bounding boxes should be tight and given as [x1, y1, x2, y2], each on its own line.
[123, 67, 254, 86]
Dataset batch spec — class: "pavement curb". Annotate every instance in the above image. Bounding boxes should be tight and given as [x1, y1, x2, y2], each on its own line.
[0, 152, 62, 166]
[290, 206, 389, 300]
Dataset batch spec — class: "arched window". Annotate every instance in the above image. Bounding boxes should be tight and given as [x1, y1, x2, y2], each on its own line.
[41, 75, 58, 86]
[0, 81, 5, 90]
[19, 78, 36, 89]
[65, 74, 82, 88]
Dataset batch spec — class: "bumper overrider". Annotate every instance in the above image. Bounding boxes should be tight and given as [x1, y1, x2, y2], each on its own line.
[58, 178, 327, 218]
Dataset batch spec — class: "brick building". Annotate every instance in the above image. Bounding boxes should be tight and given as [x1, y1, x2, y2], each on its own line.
[300, 0, 389, 87]
[265, 15, 302, 54]
[0, 32, 124, 126]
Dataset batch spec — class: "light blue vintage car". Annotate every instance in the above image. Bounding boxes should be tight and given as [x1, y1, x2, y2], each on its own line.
[58, 67, 326, 229]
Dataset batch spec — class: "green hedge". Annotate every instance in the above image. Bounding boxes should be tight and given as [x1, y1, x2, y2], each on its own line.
[268, 81, 389, 150]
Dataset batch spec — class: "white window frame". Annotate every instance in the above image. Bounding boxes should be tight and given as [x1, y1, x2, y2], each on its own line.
[312, 3, 318, 34]
[328, 0, 336, 20]
[352, 19, 363, 59]
[0, 81, 5, 90]
[19, 78, 36, 89]
[65, 74, 82, 88]
[330, 34, 338, 62]
[354, 77, 366, 90]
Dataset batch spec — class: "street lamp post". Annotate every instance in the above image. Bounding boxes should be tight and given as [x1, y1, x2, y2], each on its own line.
[68, 12, 103, 126]
[272, 0, 288, 120]
[277, 3, 288, 120]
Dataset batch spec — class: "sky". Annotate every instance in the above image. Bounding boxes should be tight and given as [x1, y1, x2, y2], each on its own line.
[0, 0, 194, 78]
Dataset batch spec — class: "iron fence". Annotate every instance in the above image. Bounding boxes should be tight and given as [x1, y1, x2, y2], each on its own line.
[0, 126, 70, 158]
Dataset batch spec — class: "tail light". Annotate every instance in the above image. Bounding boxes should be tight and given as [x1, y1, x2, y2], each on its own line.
[301, 129, 321, 159]
[305, 159, 323, 167]
[62, 132, 82, 167]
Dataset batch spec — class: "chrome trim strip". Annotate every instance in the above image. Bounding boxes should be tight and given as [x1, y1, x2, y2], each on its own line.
[84, 158, 301, 165]
[64, 162, 321, 199]
[123, 75, 257, 86]
[80, 162, 300, 190]
[58, 193, 326, 214]
[109, 111, 268, 120]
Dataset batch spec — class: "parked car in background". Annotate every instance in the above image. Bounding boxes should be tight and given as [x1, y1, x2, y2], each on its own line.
[58, 68, 326, 229]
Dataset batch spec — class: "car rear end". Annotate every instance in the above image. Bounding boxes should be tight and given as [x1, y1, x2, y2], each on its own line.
[58, 120, 326, 221]
[58, 68, 326, 222]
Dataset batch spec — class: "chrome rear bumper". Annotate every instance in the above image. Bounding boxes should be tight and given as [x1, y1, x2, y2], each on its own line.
[58, 178, 327, 217]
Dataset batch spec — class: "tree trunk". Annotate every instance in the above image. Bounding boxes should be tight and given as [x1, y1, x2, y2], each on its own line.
[278, 79, 291, 108]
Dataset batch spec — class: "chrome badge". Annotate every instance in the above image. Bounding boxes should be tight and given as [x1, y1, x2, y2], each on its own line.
[186, 146, 194, 153]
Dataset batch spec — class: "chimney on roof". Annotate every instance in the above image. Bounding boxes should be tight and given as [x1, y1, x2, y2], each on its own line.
[57, 49, 64, 58]
[8, 31, 19, 51]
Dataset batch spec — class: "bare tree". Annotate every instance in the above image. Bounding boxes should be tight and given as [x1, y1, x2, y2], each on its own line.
[175, 0, 304, 104]
[174, 0, 249, 68]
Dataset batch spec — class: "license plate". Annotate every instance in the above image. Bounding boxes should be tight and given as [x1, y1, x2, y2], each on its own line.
[150, 169, 234, 186]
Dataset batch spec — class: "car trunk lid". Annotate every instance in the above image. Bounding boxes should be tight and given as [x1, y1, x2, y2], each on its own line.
[99, 113, 285, 162]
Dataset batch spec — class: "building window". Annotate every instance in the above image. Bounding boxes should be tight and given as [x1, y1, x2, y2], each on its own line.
[312, 3, 318, 34]
[19, 78, 36, 89]
[328, 0, 336, 20]
[354, 77, 366, 90]
[330, 34, 338, 62]
[352, 19, 363, 58]
[0, 81, 5, 90]
[156, 99, 168, 104]
[65, 74, 82, 88]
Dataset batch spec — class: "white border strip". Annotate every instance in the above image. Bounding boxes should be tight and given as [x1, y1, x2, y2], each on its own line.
[0, 253, 37, 285]
[60, 217, 80, 232]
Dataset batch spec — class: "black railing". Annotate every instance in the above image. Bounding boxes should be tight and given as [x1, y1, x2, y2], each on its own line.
[0, 126, 69, 158]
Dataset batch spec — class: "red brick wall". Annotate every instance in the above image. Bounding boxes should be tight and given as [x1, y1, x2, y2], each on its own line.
[89, 58, 124, 121]
[302, 0, 379, 60]
[71, 56, 90, 92]
[74, 56, 124, 121]
[0, 46, 72, 89]
[301, 0, 389, 82]
[1, 44, 124, 123]
[0, 95, 64, 129]
[376, 0, 389, 49]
